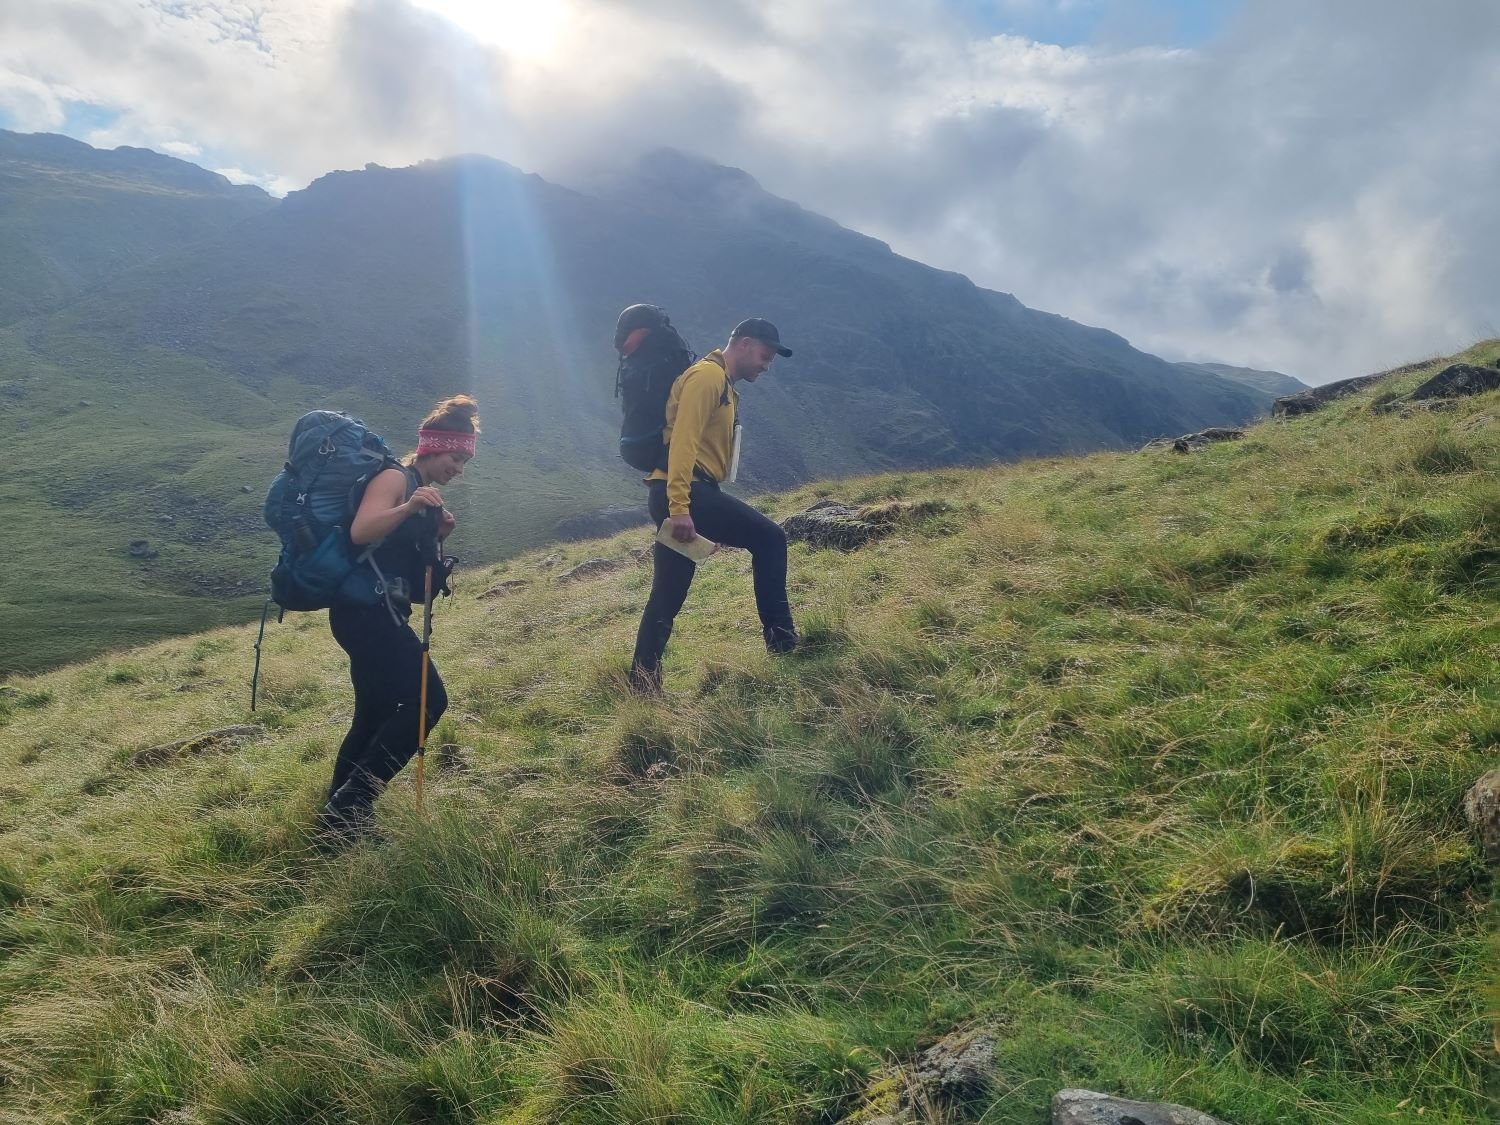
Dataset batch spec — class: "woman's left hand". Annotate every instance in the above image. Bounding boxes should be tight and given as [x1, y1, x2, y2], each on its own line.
[437, 508, 457, 540]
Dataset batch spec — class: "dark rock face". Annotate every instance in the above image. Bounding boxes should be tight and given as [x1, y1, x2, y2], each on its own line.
[1052, 1089, 1233, 1125]
[1272, 373, 1386, 417]
[554, 505, 651, 541]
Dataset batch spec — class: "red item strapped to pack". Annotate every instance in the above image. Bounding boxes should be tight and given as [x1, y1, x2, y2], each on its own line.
[415, 428, 477, 458]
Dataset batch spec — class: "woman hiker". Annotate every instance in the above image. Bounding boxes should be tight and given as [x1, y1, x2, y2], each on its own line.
[316, 394, 480, 842]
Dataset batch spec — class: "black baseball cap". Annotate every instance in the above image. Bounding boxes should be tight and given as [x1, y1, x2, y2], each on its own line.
[731, 317, 792, 357]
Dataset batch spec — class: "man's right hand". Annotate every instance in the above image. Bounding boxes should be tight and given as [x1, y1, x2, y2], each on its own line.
[668, 514, 697, 542]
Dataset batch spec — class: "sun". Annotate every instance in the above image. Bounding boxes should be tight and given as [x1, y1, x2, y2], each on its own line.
[410, 0, 567, 60]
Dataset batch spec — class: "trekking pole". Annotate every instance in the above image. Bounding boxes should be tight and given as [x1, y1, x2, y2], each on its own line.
[415, 561, 434, 812]
[250, 595, 274, 712]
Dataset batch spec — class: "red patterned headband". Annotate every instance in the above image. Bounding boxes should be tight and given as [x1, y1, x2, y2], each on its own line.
[415, 428, 477, 458]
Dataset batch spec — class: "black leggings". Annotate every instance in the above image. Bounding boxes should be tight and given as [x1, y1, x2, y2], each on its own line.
[326, 602, 448, 815]
[632, 479, 793, 673]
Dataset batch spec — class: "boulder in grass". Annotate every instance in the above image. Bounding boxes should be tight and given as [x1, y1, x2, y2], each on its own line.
[1373, 362, 1500, 414]
[782, 501, 878, 550]
[1463, 768, 1500, 864]
[1272, 373, 1385, 417]
[835, 1023, 999, 1123]
[1052, 1089, 1234, 1125]
[130, 724, 266, 767]
[1144, 428, 1246, 453]
[782, 498, 952, 551]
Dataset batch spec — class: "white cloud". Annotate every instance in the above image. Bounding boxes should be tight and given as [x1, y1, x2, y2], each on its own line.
[1, 0, 1497, 381]
[0, 68, 66, 130]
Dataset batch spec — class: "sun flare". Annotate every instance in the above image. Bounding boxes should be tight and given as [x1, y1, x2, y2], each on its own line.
[410, 0, 567, 59]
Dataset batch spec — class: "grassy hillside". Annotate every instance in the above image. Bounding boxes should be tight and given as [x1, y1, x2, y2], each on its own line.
[1174, 362, 1307, 398]
[0, 348, 1494, 1124]
[0, 130, 272, 327]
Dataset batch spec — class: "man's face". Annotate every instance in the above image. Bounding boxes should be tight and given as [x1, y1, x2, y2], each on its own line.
[731, 337, 777, 382]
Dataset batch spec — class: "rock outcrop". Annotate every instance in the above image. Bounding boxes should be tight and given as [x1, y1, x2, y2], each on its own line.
[1272, 373, 1385, 417]
[1463, 768, 1500, 864]
[782, 499, 951, 551]
[1052, 1090, 1233, 1125]
[1141, 427, 1245, 453]
[1375, 363, 1500, 413]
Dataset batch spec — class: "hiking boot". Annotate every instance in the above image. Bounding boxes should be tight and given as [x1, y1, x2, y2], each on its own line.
[764, 624, 800, 655]
[312, 800, 375, 849]
[628, 662, 664, 697]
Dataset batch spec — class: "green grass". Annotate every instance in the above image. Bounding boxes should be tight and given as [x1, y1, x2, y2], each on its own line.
[0, 348, 1495, 1123]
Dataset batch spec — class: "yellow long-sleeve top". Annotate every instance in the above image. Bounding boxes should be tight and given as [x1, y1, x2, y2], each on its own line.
[648, 349, 738, 516]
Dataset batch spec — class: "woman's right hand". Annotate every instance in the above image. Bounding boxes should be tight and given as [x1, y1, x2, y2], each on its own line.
[407, 485, 444, 513]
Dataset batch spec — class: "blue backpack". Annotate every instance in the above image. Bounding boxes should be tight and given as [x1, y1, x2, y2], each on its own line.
[263, 410, 409, 611]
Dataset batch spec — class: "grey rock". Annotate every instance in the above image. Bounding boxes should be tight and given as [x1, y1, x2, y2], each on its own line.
[555, 557, 625, 584]
[240, 484, 253, 493]
[78, 399, 93, 407]
[539, 553, 562, 569]
[1272, 372, 1385, 417]
[838, 1024, 1000, 1123]
[1463, 768, 1500, 864]
[1407, 362, 1500, 403]
[1374, 362, 1500, 414]
[910, 1026, 998, 1104]
[127, 539, 158, 560]
[1052, 1090, 1233, 1125]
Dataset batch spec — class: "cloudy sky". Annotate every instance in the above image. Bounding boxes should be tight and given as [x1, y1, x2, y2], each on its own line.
[2, 0, 1496, 383]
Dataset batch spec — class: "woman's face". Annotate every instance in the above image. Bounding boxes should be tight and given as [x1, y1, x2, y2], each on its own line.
[423, 451, 471, 485]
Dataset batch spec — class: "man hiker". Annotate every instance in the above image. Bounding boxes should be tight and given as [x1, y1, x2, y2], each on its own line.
[630, 318, 799, 693]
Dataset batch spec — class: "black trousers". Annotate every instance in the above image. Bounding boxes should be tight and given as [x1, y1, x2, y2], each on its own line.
[326, 602, 448, 816]
[632, 479, 794, 673]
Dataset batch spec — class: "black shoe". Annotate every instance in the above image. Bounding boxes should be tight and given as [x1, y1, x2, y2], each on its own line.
[764, 625, 800, 655]
[628, 663, 664, 696]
